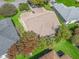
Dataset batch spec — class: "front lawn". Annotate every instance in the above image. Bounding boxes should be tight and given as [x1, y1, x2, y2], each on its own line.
[56, 0, 79, 7]
[54, 40, 79, 59]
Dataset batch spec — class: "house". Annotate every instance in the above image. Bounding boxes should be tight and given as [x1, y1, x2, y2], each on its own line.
[39, 50, 72, 59]
[20, 8, 60, 36]
[53, 3, 79, 24]
[0, 18, 19, 57]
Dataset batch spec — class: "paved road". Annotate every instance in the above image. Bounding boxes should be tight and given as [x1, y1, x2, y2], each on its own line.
[0, 0, 27, 7]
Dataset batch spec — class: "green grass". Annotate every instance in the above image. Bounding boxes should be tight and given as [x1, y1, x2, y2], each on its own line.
[0, 15, 5, 20]
[16, 54, 29, 59]
[54, 40, 79, 59]
[32, 40, 48, 56]
[12, 13, 20, 27]
[56, 0, 79, 7]
[11, 10, 24, 36]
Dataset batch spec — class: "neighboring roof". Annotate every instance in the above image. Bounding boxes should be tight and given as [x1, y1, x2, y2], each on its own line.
[39, 51, 72, 59]
[39, 51, 60, 59]
[61, 55, 72, 59]
[0, 18, 19, 56]
[20, 8, 60, 36]
[53, 3, 79, 22]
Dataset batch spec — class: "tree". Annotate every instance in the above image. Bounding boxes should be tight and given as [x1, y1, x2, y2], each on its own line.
[28, 0, 45, 6]
[17, 31, 39, 54]
[38, 36, 54, 49]
[8, 44, 18, 59]
[56, 25, 72, 41]
[19, 3, 30, 11]
[29, 0, 44, 4]
[0, 4, 17, 17]
[67, 23, 78, 31]
[8, 31, 39, 59]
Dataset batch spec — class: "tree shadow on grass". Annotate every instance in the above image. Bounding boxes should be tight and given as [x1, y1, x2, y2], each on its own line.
[30, 48, 52, 59]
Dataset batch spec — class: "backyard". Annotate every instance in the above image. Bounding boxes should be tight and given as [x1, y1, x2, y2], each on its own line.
[54, 39, 79, 59]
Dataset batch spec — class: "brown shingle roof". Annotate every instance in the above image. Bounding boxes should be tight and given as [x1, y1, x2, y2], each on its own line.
[60, 55, 72, 59]
[39, 51, 60, 59]
[39, 51, 72, 59]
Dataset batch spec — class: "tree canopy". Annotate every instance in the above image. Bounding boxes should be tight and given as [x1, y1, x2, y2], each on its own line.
[8, 31, 39, 59]
[0, 4, 17, 17]
[19, 3, 30, 11]
[56, 25, 72, 42]
[28, 0, 49, 6]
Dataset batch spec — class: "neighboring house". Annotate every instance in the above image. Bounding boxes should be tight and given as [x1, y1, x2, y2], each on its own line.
[53, 3, 79, 24]
[39, 50, 60, 59]
[39, 50, 72, 59]
[0, 18, 19, 57]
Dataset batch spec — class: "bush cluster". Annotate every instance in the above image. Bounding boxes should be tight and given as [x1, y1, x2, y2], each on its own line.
[0, 4, 17, 17]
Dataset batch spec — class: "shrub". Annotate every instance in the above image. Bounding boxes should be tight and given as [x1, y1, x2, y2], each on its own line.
[67, 23, 78, 31]
[28, 0, 44, 5]
[56, 25, 72, 42]
[19, 3, 30, 11]
[0, 4, 17, 17]
[28, 0, 49, 6]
